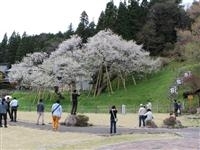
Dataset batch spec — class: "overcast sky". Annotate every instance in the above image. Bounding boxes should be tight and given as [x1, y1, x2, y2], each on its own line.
[0, 0, 193, 41]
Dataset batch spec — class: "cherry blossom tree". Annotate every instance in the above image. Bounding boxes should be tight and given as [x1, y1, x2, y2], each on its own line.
[8, 52, 49, 89]
[82, 30, 161, 95]
[40, 35, 86, 91]
[8, 30, 161, 96]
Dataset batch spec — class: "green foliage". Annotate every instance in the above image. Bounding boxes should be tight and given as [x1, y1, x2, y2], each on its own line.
[10, 62, 200, 113]
[0, 32, 64, 64]
[181, 42, 200, 61]
[11, 64, 177, 112]
[103, 1, 118, 30]
[0, 0, 192, 64]
[75, 11, 90, 43]
[63, 23, 75, 39]
[15, 33, 34, 61]
[7, 32, 21, 64]
[1, 1, 198, 113]
[113, 1, 130, 40]
[138, 1, 189, 56]
[0, 34, 8, 63]
[12, 90, 70, 111]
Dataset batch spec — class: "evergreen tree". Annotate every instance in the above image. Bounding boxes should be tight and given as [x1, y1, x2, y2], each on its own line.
[36, 33, 62, 53]
[137, 0, 190, 55]
[56, 31, 65, 39]
[15, 32, 35, 62]
[114, 1, 130, 40]
[64, 23, 75, 39]
[7, 31, 21, 64]
[127, 0, 147, 40]
[96, 11, 106, 32]
[139, 0, 150, 28]
[103, 1, 118, 30]
[0, 33, 8, 63]
[87, 21, 97, 37]
[75, 11, 89, 43]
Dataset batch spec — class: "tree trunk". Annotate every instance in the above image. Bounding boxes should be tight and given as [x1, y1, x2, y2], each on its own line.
[197, 94, 200, 107]
[96, 74, 117, 96]
[132, 75, 137, 85]
[93, 66, 103, 96]
[105, 65, 113, 94]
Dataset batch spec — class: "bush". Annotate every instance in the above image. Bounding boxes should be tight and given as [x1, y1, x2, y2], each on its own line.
[146, 120, 158, 128]
[163, 116, 176, 126]
[188, 107, 197, 114]
[64, 114, 90, 127]
[75, 114, 89, 127]
[163, 115, 183, 128]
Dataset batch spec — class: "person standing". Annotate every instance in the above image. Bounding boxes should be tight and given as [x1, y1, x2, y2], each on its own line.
[138, 104, 146, 127]
[5, 97, 11, 120]
[10, 97, 19, 122]
[146, 101, 152, 110]
[109, 105, 118, 134]
[36, 99, 45, 125]
[51, 100, 62, 131]
[0, 98, 8, 127]
[173, 99, 178, 117]
[177, 101, 182, 116]
[71, 89, 80, 115]
[144, 108, 154, 127]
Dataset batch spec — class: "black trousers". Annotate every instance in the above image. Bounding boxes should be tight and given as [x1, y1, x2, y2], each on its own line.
[71, 100, 78, 115]
[174, 108, 178, 117]
[139, 115, 146, 127]
[0, 113, 7, 127]
[110, 120, 116, 133]
[11, 107, 18, 121]
[7, 108, 11, 119]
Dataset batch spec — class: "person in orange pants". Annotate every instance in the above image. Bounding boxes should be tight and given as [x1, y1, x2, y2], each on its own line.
[51, 100, 62, 131]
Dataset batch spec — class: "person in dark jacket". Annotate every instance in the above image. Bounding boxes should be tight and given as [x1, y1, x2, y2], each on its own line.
[173, 99, 179, 117]
[0, 98, 8, 127]
[177, 101, 182, 115]
[109, 105, 118, 134]
[5, 97, 11, 120]
[36, 99, 45, 125]
[70, 90, 80, 115]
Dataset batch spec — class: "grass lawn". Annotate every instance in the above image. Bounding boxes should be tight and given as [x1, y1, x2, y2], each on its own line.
[11, 62, 200, 114]
[2, 62, 200, 149]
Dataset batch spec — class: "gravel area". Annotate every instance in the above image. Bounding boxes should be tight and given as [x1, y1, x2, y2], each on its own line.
[9, 120, 200, 150]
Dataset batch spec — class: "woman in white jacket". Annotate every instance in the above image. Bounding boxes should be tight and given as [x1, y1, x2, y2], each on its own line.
[51, 100, 62, 131]
[144, 109, 153, 123]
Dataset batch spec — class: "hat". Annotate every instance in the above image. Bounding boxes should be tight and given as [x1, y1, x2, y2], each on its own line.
[140, 104, 143, 106]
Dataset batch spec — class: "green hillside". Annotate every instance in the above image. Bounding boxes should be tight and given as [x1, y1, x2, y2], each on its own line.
[11, 62, 200, 113]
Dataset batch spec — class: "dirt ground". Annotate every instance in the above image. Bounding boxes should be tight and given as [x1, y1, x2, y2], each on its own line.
[0, 112, 199, 150]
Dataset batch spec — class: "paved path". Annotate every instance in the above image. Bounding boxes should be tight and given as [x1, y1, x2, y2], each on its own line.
[9, 120, 200, 150]
[97, 128, 200, 150]
[9, 120, 132, 135]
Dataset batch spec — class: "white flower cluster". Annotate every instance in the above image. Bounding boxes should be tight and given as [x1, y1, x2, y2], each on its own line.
[8, 30, 161, 89]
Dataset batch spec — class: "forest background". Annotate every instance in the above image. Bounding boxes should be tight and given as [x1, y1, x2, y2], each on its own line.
[0, 0, 200, 113]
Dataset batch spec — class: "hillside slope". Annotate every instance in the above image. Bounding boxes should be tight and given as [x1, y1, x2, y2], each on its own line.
[12, 62, 200, 113]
